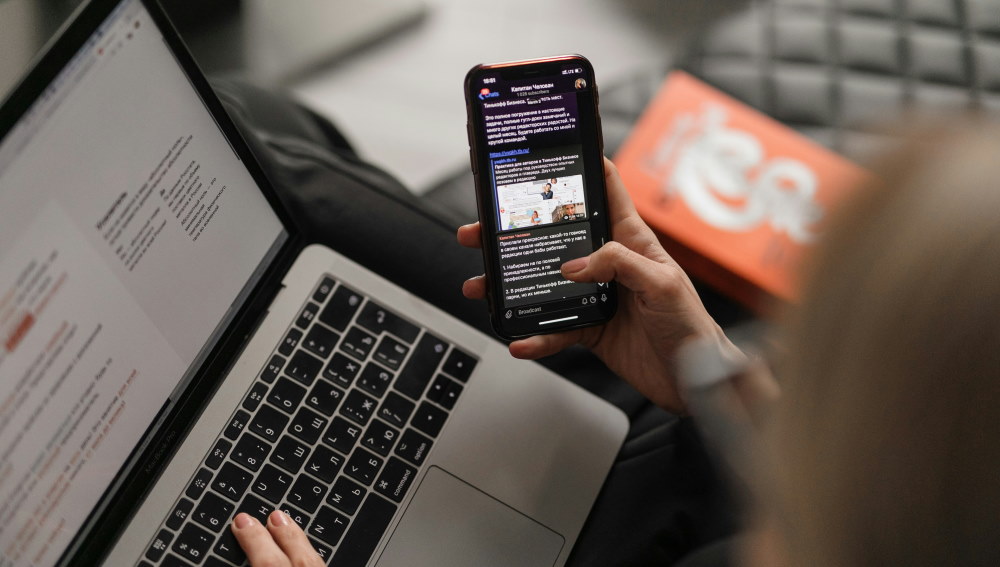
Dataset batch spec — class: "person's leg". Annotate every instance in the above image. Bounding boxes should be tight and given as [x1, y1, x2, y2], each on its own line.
[213, 78, 739, 565]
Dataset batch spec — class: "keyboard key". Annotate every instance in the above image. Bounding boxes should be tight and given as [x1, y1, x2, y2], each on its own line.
[231, 434, 271, 472]
[310, 538, 333, 563]
[171, 523, 214, 564]
[374, 457, 416, 503]
[279, 503, 311, 529]
[241, 382, 268, 412]
[289, 406, 328, 444]
[212, 529, 246, 564]
[395, 429, 433, 466]
[222, 410, 251, 441]
[261, 354, 285, 383]
[340, 326, 377, 361]
[205, 438, 231, 470]
[236, 493, 273, 524]
[266, 377, 306, 414]
[253, 464, 293, 504]
[340, 389, 377, 426]
[285, 350, 323, 386]
[427, 374, 463, 410]
[312, 277, 335, 303]
[287, 474, 327, 513]
[212, 463, 253, 502]
[412, 402, 448, 438]
[323, 417, 362, 455]
[166, 498, 194, 530]
[394, 333, 448, 400]
[309, 505, 350, 547]
[345, 448, 383, 486]
[304, 444, 344, 483]
[442, 347, 477, 382]
[357, 301, 420, 344]
[249, 405, 289, 443]
[204, 555, 234, 567]
[378, 392, 415, 428]
[295, 301, 320, 329]
[327, 476, 366, 515]
[306, 379, 344, 416]
[184, 468, 212, 500]
[323, 352, 361, 388]
[357, 362, 394, 398]
[319, 284, 364, 331]
[145, 529, 173, 562]
[278, 328, 303, 356]
[332, 495, 397, 566]
[270, 435, 310, 474]
[192, 492, 234, 532]
[303, 324, 339, 360]
[363, 420, 399, 456]
[373, 335, 409, 370]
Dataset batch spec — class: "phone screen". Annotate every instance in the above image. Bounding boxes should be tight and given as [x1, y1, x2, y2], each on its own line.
[465, 56, 616, 339]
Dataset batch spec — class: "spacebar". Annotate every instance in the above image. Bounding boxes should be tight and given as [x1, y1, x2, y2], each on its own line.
[333, 494, 398, 566]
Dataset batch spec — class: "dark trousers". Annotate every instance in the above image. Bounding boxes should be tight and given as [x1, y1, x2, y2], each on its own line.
[212, 78, 738, 567]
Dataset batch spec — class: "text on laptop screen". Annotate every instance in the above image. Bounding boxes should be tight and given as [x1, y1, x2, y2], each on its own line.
[0, 0, 286, 564]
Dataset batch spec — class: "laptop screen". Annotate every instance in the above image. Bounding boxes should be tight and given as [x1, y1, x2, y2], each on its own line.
[0, 0, 287, 564]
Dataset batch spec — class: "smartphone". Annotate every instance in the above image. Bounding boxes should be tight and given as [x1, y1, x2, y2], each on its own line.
[464, 54, 617, 340]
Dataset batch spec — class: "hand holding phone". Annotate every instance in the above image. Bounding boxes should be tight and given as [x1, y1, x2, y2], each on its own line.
[464, 55, 617, 339]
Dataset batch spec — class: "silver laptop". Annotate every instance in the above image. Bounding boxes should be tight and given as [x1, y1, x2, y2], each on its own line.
[0, 1, 627, 566]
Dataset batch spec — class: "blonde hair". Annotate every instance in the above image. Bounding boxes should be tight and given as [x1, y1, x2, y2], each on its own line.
[763, 124, 1000, 566]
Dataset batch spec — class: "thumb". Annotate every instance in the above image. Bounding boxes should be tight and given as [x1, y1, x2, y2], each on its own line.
[562, 241, 685, 306]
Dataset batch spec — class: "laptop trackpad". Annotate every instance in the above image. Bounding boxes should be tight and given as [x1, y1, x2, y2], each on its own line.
[374, 466, 564, 566]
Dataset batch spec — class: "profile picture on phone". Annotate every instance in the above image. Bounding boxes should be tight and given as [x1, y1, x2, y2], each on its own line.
[575, 78, 587, 89]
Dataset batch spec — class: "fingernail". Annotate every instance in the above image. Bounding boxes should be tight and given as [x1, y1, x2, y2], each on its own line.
[233, 513, 254, 529]
[270, 510, 289, 527]
[562, 256, 589, 274]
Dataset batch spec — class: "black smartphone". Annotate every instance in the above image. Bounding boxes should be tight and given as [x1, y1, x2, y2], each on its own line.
[464, 54, 617, 340]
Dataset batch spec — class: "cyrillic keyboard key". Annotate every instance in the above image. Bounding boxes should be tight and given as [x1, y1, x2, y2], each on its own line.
[304, 444, 344, 483]
[363, 420, 399, 456]
[249, 405, 288, 442]
[323, 352, 360, 388]
[306, 379, 344, 416]
[323, 417, 362, 455]
[332, 495, 398, 566]
[319, 284, 363, 331]
[412, 401, 448, 438]
[345, 447, 383, 486]
[287, 475, 327, 513]
[269, 435, 310, 474]
[212, 528, 246, 564]
[340, 389, 377, 426]
[279, 503, 311, 530]
[303, 324, 339, 359]
[253, 464, 293, 504]
[289, 406, 328, 444]
[357, 302, 420, 344]
[357, 362, 393, 398]
[161, 553, 193, 567]
[236, 493, 273, 524]
[308, 505, 350, 547]
[374, 457, 416, 503]
[310, 538, 333, 563]
[231, 434, 270, 472]
[327, 476, 366, 515]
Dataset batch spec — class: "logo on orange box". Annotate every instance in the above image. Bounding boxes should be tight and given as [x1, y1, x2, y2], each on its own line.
[615, 71, 868, 305]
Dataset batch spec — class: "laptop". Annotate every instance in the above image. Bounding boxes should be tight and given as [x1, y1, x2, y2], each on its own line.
[0, 0, 627, 566]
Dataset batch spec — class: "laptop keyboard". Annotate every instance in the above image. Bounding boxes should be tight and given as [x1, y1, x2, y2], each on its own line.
[138, 275, 477, 567]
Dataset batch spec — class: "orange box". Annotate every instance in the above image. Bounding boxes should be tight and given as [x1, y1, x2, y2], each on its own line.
[614, 71, 868, 312]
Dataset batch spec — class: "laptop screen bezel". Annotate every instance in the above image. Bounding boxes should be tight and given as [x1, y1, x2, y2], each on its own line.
[0, 0, 308, 564]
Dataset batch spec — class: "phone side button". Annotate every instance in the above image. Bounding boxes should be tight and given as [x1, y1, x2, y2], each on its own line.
[468, 148, 477, 175]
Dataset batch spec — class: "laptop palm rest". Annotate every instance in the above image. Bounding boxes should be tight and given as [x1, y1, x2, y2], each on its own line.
[375, 466, 564, 566]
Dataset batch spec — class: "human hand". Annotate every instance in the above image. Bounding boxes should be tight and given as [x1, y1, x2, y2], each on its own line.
[457, 158, 744, 413]
[231, 511, 325, 567]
